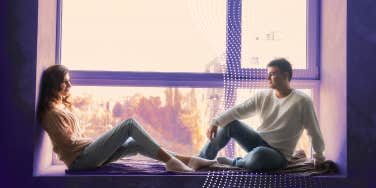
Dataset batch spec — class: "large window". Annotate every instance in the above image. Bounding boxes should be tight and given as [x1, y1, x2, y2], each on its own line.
[56, 0, 319, 162]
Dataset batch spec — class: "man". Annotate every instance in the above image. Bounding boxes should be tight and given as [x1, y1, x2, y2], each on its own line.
[198, 58, 325, 170]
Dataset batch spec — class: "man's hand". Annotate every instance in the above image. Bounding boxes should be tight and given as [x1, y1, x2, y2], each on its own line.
[206, 126, 218, 141]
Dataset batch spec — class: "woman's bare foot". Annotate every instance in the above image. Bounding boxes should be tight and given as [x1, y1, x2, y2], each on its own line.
[165, 157, 194, 172]
[187, 156, 217, 170]
[216, 156, 234, 166]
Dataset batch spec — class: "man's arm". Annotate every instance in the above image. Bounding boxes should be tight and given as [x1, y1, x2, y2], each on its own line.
[302, 98, 326, 166]
[212, 94, 259, 128]
[207, 93, 259, 140]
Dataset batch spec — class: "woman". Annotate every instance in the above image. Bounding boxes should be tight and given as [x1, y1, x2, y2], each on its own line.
[36, 64, 216, 172]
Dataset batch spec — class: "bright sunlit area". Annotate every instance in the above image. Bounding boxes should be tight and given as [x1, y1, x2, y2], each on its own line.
[241, 0, 307, 69]
[61, 0, 226, 73]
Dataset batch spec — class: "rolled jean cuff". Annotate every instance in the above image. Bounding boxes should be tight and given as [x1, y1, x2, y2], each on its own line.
[233, 157, 243, 167]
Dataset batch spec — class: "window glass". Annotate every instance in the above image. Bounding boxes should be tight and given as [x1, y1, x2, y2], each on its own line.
[61, 0, 226, 73]
[241, 0, 307, 69]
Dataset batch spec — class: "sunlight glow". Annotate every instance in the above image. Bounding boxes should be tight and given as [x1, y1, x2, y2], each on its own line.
[61, 0, 226, 72]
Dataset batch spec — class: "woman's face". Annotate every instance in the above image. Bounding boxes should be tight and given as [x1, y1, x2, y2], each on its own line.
[58, 73, 72, 98]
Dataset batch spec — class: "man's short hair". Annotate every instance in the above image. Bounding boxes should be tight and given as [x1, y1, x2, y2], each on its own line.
[267, 58, 293, 81]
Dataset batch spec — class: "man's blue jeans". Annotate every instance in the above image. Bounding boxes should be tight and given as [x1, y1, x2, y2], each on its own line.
[69, 118, 161, 170]
[199, 120, 288, 170]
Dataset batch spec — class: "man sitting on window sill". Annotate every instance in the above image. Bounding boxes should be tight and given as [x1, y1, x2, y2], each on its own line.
[198, 58, 325, 171]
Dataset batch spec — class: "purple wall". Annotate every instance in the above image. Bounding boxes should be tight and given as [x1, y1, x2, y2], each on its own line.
[1, 0, 376, 187]
[345, 0, 376, 186]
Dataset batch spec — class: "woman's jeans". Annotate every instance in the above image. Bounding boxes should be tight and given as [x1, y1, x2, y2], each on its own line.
[69, 118, 161, 170]
[199, 120, 288, 171]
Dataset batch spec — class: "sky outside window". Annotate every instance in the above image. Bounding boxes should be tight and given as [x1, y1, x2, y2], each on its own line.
[241, 0, 307, 69]
[61, 0, 226, 73]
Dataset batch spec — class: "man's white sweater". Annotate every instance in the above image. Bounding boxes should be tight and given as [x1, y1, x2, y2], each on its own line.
[211, 89, 325, 161]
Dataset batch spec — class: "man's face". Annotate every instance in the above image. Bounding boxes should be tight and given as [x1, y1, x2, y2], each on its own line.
[267, 66, 288, 89]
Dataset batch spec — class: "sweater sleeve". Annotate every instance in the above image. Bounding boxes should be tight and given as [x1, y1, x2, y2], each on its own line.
[211, 92, 259, 128]
[302, 98, 325, 161]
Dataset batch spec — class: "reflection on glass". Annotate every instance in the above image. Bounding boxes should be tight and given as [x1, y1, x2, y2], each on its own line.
[61, 0, 226, 73]
[241, 0, 307, 69]
[233, 88, 312, 159]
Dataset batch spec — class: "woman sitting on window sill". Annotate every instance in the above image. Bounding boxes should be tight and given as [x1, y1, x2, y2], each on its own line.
[36, 64, 216, 173]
